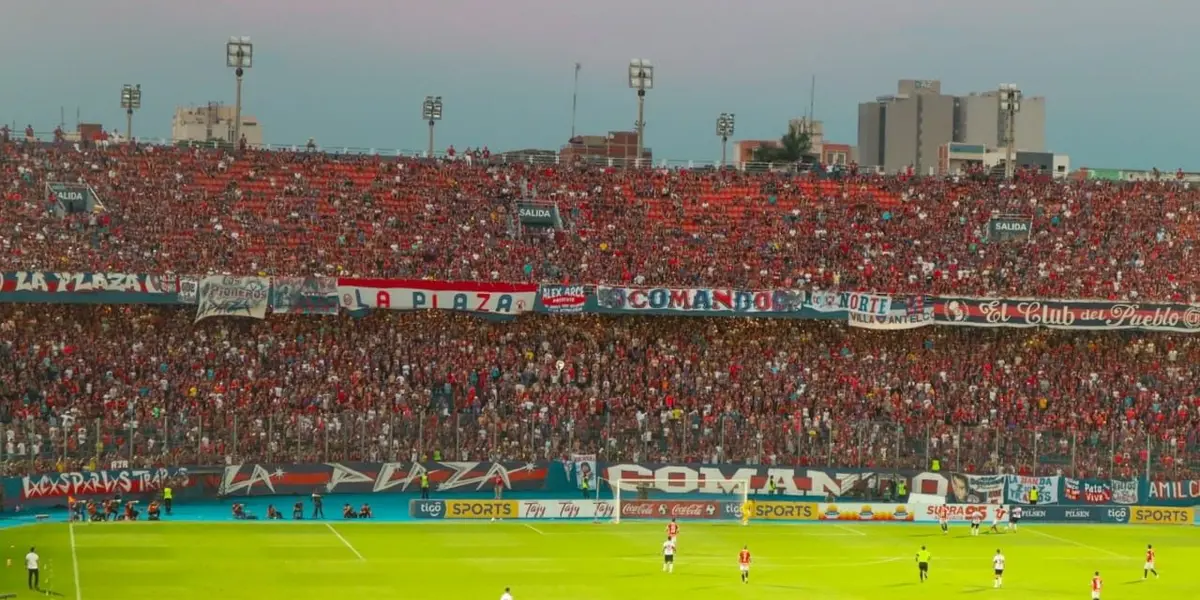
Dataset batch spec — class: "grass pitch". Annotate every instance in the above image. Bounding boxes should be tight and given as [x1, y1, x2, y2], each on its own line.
[1, 520, 1197, 599]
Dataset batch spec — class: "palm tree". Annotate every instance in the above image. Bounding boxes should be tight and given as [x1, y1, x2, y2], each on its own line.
[751, 127, 813, 164]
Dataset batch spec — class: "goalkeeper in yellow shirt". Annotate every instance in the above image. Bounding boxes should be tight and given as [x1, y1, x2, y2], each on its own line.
[741, 499, 755, 526]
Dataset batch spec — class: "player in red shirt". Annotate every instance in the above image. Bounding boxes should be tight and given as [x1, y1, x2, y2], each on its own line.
[1090, 571, 1102, 600]
[738, 545, 751, 584]
[666, 518, 679, 543]
[1143, 544, 1159, 580]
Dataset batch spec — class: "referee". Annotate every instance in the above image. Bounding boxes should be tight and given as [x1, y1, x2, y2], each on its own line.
[25, 546, 39, 590]
[916, 545, 931, 582]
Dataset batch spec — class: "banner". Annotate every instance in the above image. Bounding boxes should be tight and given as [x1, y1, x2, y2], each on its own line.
[19, 468, 189, 502]
[537, 285, 590, 314]
[949, 473, 1006, 504]
[935, 297, 1200, 332]
[215, 462, 553, 496]
[1063, 478, 1139, 505]
[270, 276, 339, 314]
[1145, 480, 1200, 504]
[595, 286, 813, 317]
[848, 299, 935, 331]
[1020, 505, 1129, 524]
[913, 503, 1008, 523]
[0, 272, 180, 304]
[1129, 506, 1194, 525]
[518, 500, 615, 520]
[195, 276, 270, 322]
[338, 279, 537, 316]
[570, 454, 597, 491]
[619, 500, 726, 520]
[445, 500, 518, 519]
[752, 502, 818, 521]
[1005, 475, 1060, 504]
[604, 463, 955, 498]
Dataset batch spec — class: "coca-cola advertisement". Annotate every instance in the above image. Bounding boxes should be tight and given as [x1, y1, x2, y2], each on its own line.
[620, 500, 728, 520]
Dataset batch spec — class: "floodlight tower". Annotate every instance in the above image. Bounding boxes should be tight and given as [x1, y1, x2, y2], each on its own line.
[226, 36, 254, 144]
[999, 83, 1022, 179]
[422, 96, 443, 158]
[120, 84, 141, 143]
[628, 59, 654, 168]
[716, 113, 735, 167]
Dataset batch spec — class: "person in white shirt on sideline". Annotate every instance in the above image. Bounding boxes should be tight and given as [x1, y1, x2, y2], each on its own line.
[500, 587, 513, 600]
[26, 546, 40, 590]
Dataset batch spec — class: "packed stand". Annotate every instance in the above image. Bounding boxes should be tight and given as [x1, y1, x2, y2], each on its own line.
[1, 140, 1198, 301]
[1, 306, 1197, 480]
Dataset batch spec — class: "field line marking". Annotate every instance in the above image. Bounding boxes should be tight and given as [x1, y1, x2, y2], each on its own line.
[325, 523, 366, 561]
[69, 522, 83, 600]
[1026, 527, 1123, 557]
[832, 524, 867, 536]
[524, 524, 546, 535]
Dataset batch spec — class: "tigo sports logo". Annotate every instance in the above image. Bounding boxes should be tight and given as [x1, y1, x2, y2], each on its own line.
[446, 500, 518, 520]
[753, 502, 818, 521]
[1130, 506, 1194, 525]
[410, 500, 446, 519]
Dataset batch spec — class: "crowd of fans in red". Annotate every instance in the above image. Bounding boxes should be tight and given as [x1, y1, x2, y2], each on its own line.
[0, 140, 1198, 479]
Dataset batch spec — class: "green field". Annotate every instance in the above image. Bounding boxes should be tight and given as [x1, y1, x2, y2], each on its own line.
[1, 520, 1196, 599]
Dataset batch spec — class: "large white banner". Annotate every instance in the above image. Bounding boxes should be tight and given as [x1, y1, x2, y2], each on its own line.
[195, 276, 270, 322]
[518, 500, 616, 520]
[338, 278, 537, 316]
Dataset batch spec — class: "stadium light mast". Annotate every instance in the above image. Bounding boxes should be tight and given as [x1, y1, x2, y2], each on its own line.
[120, 84, 141, 144]
[628, 59, 653, 168]
[422, 96, 443, 158]
[226, 36, 254, 145]
[716, 113, 735, 167]
[999, 83, 1022, 179]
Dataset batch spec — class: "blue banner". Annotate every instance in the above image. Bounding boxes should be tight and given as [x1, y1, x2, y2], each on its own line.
[0, 272, 182, 304]
[1062, 478, 1139, 505]
[1145, 480, 1200, 506]
[1020, 505, 1130, 523]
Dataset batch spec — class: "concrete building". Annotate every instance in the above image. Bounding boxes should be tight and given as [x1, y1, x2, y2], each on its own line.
[937, 142, 1069, 178]
[734, 118, 856, 166]
[954, 92, 1046, 152]
[170, 103, 263, 146]
[858, 80, 955, 174]
[560, 131, 650, 165]
[858, 80, 1047, 174]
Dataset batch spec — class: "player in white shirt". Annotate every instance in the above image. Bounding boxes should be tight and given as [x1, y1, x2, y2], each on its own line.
[499, 587, 513, 600]
[662, 536, 676, 573]
[970, 513, 981, 536]
[992, 550, 1006, 588]
[25, 547, 40, 590]
[989, 510, 1002, 534]
[1008, 506, 1022, 532]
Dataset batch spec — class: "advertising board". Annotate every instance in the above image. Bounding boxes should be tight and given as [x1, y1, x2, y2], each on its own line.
[518, 500, 616, 520]
[619, 500, 726, 520]
[1129, 506, 1194, 525]
[445, 500, 518, 520]
[409, 500, 446, 520]
[752, 502, 819, 521]
[1018, 505, 1130, 524]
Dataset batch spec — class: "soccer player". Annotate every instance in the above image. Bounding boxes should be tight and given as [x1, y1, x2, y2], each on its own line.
[916, 545, 931, 582]
[741, 500, 754, 526]
[938, 506, 949, 535]
[738, 545, 751, 584]
[667, 518, 679, 544]
[989, 510, 1001, 534]
[1009, 506, 1022, 532]
[1091, 571, 1102, 600]
[970, 512, 981, 536]
[662, 536, 676, 573]
[1143, 544, 1159, 579]
[992, 549, 1006, 588]
[500, 586, 514, 600]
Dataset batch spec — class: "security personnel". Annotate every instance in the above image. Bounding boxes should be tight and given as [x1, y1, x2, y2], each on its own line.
[916, 546, 931, 582]
[931, 458, 941, 472]
[420, 473, 430, 499]
[897, 480, 908, 501]
[768, 478, 777, 496]
[581, 473, 590, 499]
[1028, 486, 1039, 505]
[163, 485, 174, 515]
[432, 449, 442, 461]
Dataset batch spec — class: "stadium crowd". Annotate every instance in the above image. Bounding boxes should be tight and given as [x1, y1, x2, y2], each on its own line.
[0, 140, 1198, 480]
[1, 140, 1197, 301]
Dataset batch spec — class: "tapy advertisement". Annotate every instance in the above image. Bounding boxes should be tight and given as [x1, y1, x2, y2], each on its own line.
[518, 500, 615, 520]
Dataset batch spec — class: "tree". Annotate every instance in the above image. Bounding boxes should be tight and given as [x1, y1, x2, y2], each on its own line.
[751, 127, 813, 164]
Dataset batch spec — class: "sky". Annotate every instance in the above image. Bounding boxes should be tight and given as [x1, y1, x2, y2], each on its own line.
[0, 0, 1193, 170]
